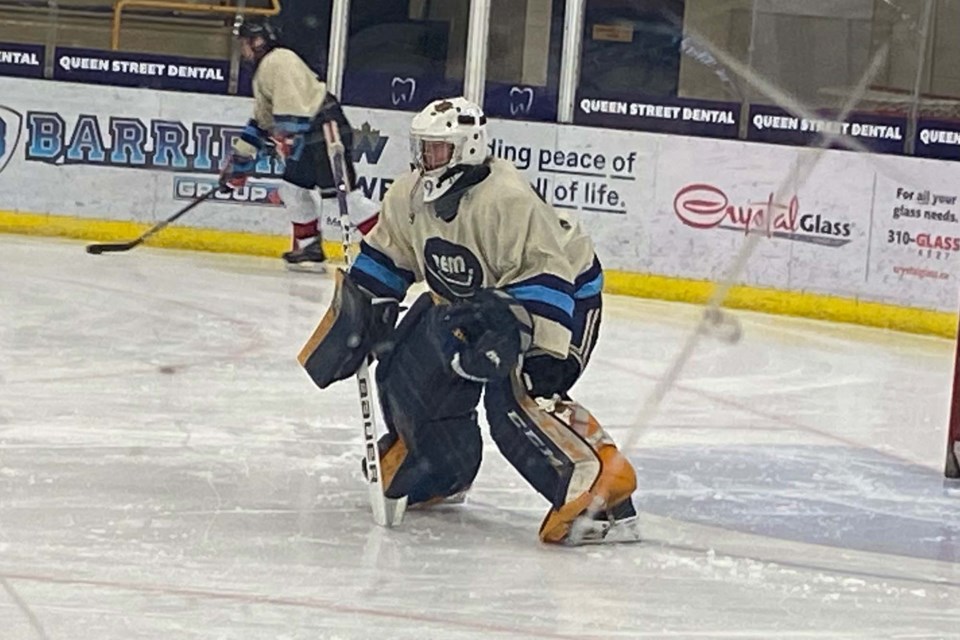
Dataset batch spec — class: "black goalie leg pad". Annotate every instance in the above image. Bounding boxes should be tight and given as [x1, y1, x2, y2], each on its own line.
[485, 373, 600, 509]
[380, 414, 482, 504]
[375, 293, 484, 504]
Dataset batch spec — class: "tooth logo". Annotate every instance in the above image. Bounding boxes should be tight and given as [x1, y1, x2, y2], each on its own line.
[509, 86, 534, 116]
[391, 77, 417, 106]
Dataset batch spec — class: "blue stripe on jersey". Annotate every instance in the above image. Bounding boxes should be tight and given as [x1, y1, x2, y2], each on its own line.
[506, 284, 575, 317]
[349, 242, 415, 300]
[240, 119, 265, 150]
[273, 115, 312, 135]
[351, 256, 406, 299]
[508, 273, 575, 296]
[574, 273, 603, 299]
[506, 274, 575, 329]
[573, 255, 603, 299]
[505, 278, 575, 331]
[361, 242, 417, 285]
[515, 299, 574, 330]
[574, 255, 602, 289]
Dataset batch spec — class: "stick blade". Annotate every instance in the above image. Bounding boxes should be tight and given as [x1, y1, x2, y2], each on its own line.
[369, 486, 407, 527]
[86, 242, 136, 255]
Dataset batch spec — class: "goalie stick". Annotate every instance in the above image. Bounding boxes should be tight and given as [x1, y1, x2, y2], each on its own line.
[86, 186, 223, 254]
[321, 120, 407, 527]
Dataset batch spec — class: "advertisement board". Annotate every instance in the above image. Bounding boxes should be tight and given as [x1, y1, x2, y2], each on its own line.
[2, 77, 960, 315]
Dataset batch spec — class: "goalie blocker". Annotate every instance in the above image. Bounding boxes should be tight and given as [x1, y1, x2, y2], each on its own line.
[297, 270, 398, 388]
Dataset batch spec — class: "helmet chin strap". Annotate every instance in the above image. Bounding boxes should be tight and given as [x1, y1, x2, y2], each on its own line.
[429, 163, 493, 222]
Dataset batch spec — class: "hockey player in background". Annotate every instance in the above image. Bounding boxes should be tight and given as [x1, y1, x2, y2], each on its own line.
[300, 97, 639, 544]
[220, 18, 379, 268]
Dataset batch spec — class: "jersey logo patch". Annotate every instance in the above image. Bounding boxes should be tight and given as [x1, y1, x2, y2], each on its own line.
[424, 237, 483, 300]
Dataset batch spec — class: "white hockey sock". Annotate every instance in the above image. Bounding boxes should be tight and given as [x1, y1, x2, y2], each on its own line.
[281, 182, 321, 224]
[345, 190, 380, 228]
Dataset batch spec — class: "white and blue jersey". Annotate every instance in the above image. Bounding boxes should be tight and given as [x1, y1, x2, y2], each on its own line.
[350, 158, 602, 360]
[232, 48, 327, 162]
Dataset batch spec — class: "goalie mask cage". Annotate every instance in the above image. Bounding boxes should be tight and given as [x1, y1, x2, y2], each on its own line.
[948, 314, 960, 479]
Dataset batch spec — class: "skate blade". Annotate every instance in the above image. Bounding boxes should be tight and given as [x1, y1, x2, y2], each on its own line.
[407, 490, 469, 511]
[285, 262, 327, 274]
[565, 515, 642, 546]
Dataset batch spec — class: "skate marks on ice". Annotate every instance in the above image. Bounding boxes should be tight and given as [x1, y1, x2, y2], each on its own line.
[633, 444, 960, 564]
[2, 237, 960, 637]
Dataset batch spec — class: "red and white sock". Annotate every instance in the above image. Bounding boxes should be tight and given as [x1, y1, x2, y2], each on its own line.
[280, 183, 322, 250]
[345, 191, 380, 235]
[290, 218, 319, 251]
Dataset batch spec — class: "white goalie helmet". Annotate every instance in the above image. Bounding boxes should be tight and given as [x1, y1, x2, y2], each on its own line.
[410, 97, 489, 203]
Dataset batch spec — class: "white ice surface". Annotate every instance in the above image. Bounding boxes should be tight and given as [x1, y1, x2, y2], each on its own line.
[1, 235, 958, 639]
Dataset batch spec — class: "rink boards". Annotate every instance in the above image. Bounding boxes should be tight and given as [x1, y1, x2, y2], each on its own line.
[1, 77, 959, 336]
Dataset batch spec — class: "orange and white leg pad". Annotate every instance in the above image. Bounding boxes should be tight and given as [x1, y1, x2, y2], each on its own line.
[534, 399, 639, 544]
[486, 376, 639, 545]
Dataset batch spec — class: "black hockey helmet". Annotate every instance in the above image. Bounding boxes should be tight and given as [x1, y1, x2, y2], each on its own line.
[237, 17, 280, 45]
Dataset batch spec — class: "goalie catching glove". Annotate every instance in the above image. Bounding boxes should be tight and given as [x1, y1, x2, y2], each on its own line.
[437, 289, 533, 382]
[298, 270, 399, 388]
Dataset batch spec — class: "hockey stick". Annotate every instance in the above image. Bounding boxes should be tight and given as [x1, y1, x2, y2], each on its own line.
[85, 186, 223, 255]
[321, 120, 407, 527]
